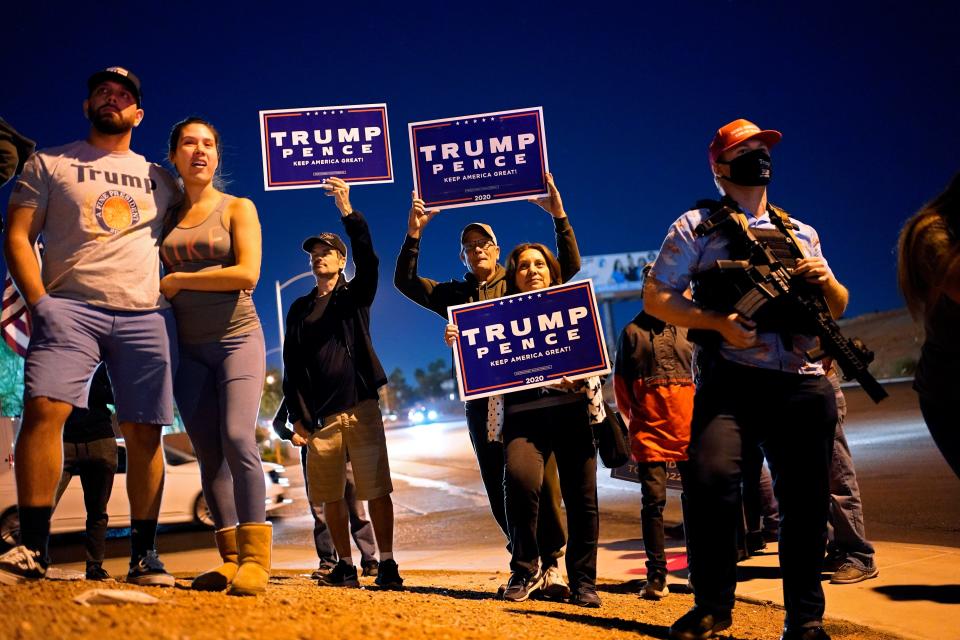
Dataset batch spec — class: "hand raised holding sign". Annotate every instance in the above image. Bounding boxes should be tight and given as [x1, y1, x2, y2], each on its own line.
[528, 172, 566, 219]
[322, 177, 353, 216]
[444, 323, 459, 347]
[408, 191, 441, 239]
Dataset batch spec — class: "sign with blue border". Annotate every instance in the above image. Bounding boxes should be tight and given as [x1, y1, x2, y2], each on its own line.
[448, 279, 610, 401]
[408, 107, 549, 209]
[259, 104, 393, 191]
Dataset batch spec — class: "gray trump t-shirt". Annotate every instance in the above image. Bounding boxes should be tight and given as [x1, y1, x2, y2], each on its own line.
[9, 140, 180, 311]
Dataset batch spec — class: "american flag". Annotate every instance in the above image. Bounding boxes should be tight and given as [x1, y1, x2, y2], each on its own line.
[1, 272, 30, 357]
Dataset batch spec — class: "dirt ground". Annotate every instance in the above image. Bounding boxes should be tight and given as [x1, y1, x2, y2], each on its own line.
[0, 570, 903, 640]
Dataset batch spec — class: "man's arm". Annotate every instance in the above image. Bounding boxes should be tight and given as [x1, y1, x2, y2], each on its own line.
[3, 204, 46, 305]
[793, 256, 849, 319]
[343, 210, 379, 307]
[280, 303, 305, 426]
[644, 276, 758, 349]
[393, 192, 451, 318]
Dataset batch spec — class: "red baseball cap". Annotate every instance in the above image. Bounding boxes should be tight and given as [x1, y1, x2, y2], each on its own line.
[708, 118, 782, 164]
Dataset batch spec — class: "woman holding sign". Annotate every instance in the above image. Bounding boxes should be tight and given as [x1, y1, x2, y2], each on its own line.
[160, 117, 270, 596]
[445, 241, 601, 607]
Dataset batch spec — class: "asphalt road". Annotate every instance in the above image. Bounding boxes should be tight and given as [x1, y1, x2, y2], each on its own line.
[47, 379, 959, 566]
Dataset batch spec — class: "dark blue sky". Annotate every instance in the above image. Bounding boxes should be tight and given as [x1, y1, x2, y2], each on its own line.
[3, 2, 958, 375]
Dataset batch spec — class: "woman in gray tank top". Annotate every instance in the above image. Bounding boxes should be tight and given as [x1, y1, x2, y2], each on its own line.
[160, 117, 271, 595]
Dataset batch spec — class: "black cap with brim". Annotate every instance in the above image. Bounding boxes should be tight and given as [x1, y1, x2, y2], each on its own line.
[87, 66, 142, 106]
[302, 232, 347, 256]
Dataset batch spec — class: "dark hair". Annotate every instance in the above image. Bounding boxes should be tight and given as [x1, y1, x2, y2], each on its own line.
[168, 116, 222, 166]
[505, 243, 563, 293]
[897, 172, 960, 318]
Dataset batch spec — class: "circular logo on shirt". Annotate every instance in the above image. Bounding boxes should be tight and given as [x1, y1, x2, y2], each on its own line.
[94, 190, 140, 234]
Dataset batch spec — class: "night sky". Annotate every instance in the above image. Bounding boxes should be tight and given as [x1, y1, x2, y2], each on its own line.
[3, 1, 958, 375]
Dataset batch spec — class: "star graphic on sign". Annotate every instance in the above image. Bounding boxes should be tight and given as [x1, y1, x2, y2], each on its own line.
[509, 299, 514, 303]
[455, 121, 460, 125]
[499, 301, 504, 305]
[473, 119, 478, 123]
[537, 294, 542, 298]
[482, 118, 486, 122]
[340, 110, 344, 114]
[527, 295, 533, 300]
[322, 111, 327, 115]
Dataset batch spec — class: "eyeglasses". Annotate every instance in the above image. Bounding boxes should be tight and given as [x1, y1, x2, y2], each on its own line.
[462, 239, 496, 252]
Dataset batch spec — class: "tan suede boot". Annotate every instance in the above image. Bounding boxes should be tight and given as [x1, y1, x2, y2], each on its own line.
[227, 522, 272, 596]
[192, 526, 239, 591]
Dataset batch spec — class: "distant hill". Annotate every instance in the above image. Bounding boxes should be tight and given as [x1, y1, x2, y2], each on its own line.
[839, 307, 923, 379]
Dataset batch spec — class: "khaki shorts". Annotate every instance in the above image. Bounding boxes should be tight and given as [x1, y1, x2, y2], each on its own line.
[306, 399, 393, 503]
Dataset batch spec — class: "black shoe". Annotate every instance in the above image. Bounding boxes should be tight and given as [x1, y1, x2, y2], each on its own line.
[501, 568, 544, 602]
[569, 585, 601, 607]
[127, 550, 175, 587]
[781, 626, 831, 640]
[0, 545, 46, 585]
[310, 561, 337, 580]
[318, 559, 359, 587]
[85, 563, 113, 582]
[374, 559, 403, 590]
[669, 606, 733, 640]
[745, 531, 767, 554]
[361, 559, 379, 577]
[641, 573, 668, 600]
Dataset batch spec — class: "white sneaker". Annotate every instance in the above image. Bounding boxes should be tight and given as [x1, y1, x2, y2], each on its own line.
[0, 545, 46, 585]
[541, 565, 571, 600]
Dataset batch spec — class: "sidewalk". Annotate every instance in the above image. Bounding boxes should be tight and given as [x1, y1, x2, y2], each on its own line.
[345, 536, 959, 640]
[57, 533, 957, 640]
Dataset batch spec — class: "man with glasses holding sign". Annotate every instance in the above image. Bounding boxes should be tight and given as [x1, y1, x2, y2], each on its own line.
[394, 173, 578, 599]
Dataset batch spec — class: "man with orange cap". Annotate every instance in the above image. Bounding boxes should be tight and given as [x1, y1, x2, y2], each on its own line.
[644, 119, 848, 640]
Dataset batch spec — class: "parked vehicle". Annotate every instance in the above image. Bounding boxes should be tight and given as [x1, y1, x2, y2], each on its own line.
[0, 439, 290, 548]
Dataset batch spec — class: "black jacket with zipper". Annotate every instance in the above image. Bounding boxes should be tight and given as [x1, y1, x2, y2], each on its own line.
[281, 211, 387, 428]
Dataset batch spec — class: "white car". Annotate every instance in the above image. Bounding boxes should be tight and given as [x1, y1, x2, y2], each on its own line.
[0, 439, 291, 547]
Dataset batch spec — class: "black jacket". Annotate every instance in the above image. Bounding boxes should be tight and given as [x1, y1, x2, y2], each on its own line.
[281, 211, 387, 428]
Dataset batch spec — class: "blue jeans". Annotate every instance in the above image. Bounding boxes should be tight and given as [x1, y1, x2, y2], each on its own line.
[827, 420, 875, 569]
[299, 446, 377, 566]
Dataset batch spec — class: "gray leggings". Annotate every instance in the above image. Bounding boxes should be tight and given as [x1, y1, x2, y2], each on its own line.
[174, 329, 266, 527]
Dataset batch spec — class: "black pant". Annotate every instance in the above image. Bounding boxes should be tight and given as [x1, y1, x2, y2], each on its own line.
[685, 359, 836, 628]
[919, 394, 960, 479]
[299, 447, 377, 566]
[503, 401, 598, 589]
[54, 438, 118, 566]
[637, 462, 668, 575]
[465, 399, 566, 565]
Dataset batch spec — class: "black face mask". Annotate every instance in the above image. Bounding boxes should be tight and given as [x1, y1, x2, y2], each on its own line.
[718, 148, 772, 186]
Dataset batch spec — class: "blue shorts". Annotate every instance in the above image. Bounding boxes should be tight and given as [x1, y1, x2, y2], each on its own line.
[24, 295, 177, 425]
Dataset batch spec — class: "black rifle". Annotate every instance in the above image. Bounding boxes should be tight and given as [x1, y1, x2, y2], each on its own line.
[693, 205, 888, 403]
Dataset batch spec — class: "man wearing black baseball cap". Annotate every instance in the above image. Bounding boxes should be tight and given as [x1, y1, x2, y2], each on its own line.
[1, 67, 180, 587]
[393, 173, 580, 600]
[280, 177, 403, 590]
[87, 66, 142, 106]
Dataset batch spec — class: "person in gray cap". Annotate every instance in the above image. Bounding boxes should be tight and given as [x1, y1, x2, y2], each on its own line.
[393, 173, 580, 599]
[282, 177, 402, 590]
[1, 67, 180, 586]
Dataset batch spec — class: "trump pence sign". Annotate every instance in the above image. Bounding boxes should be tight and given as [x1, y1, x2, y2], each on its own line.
[259, 103, 393, 190]
[408, 107, 549, 209]
[448, 280, 611, 401]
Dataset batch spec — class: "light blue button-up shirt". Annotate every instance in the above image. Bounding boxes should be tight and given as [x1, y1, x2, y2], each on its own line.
[649, 205, 829, 375]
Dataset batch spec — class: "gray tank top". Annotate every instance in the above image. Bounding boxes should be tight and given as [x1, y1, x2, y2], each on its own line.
[161, 195, 260, 344]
